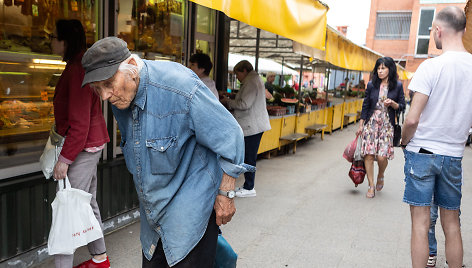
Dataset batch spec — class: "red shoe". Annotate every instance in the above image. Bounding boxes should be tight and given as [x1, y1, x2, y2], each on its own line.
[74, 257, 110, 268]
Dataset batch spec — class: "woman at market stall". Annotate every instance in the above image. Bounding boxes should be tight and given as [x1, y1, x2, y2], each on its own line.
[221, 60, 271, 198]
[51, 19, 110, 267]
[356, 57, 405, 198]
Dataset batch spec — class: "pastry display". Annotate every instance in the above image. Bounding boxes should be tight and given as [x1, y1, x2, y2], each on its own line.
[0, 100, 53, 130]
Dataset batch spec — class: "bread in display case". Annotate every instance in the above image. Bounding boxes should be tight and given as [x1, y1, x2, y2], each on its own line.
[0, 50, 64, 170]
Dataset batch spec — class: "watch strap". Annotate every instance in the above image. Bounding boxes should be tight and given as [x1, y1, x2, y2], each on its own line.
[218, 189, 234, 198]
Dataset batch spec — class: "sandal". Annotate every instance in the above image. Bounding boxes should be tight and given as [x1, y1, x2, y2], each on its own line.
[366, 186, 375, 198]
[376, 177, 384, 192]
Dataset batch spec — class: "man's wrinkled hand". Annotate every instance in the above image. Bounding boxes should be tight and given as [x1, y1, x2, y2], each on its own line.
[214, 195, 236, 226]
[53, 161, 69, 180]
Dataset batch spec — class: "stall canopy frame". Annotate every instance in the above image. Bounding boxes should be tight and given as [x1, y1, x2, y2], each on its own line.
[189, 0, 329, 50]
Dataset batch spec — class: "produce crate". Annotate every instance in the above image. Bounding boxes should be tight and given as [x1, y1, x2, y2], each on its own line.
[267, 106, 287, 116]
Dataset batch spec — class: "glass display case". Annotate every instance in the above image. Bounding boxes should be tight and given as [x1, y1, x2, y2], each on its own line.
[0, 0, 101, 176]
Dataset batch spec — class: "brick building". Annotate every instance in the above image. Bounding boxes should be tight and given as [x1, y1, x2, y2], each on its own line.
[365, 0, 466, 73]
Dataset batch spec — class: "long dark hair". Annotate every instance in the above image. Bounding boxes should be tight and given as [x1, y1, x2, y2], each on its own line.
[371, 57, 398, 90]
[55, 19, 86, 62]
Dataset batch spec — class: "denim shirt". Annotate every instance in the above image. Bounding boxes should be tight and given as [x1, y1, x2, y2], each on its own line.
[112, 60, 254, 266]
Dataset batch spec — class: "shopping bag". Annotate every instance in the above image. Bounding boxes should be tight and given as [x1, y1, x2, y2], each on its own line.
[348, 160, 366, 187]
[214, 234, 237, 268]
[39, 125, 65, 179]
[343, 135, 358, 163]
[48, 177, 103, 255]
[353, 136, 363, 161]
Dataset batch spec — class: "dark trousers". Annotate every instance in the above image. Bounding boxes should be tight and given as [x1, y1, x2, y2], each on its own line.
[243, 132, 263, 190]
[142, 211, 218, 268]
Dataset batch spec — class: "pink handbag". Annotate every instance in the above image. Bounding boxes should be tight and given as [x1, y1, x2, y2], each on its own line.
[343, 136, 358, 163]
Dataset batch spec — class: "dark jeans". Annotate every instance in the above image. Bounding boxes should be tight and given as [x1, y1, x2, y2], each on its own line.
[243, 132, 263, 190]
[142, 211, 218, 268]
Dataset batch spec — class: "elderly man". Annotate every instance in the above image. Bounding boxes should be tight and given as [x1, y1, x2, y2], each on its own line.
[81, 37, 253, 267]
[401, 7, 472, 268]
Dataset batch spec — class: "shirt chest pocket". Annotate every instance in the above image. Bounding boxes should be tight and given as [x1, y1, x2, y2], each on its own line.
[146, 137, 179, 175]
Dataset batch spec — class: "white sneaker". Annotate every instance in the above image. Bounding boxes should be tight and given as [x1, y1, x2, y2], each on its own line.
[426, 255, 436, 267]
[235, 187, 256, 197]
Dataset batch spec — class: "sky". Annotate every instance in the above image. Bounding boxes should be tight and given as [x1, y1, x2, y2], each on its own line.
[322, 0, 372, 46]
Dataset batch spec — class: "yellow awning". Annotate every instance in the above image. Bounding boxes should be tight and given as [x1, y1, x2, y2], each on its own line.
[325, 27, 380, 72]
[325, 27, 414, 80]
[189, 0, 328, 51]
[398, 68, 414, 80]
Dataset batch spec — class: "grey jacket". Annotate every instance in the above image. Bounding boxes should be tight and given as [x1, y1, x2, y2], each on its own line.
[228, 71, 271, 136]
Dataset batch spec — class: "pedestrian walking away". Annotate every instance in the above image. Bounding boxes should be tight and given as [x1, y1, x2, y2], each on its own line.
[81, 37, 254, 267]
[221, 60, 271, 198]
[356, 56, 405, 198]
[401, 6, 472, 268]
[50, 19, 111, 268]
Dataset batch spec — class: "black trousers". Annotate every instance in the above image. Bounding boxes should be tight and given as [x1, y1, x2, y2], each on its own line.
[142, 211, 218, 268]
[243, 132, 263, 190]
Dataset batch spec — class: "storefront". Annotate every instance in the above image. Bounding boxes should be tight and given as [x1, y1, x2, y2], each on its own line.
[0, 0, 226, 264]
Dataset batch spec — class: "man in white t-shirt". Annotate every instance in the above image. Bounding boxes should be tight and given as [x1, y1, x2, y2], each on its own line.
[401, 6, 472, 268]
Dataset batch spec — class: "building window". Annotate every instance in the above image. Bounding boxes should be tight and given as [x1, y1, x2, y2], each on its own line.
[374, 12, 412, 40]
[415, 8, 435, 56]
[0, 0, 102, 179]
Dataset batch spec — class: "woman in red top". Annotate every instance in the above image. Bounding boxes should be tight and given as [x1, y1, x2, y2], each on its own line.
[51, 19, 110, 268]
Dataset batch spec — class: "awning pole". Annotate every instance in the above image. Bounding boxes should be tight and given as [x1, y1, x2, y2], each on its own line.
[297, 55, 304, 113]
[280, 56, 284, 86]
[333, 68, 337, 97]
[255, 28, 261, 72]
[358, 71, 362, 98]
[325, 67, 330, 102]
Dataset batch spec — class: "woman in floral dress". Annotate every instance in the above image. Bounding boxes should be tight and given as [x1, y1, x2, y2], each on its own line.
[357, 57, 406, 198]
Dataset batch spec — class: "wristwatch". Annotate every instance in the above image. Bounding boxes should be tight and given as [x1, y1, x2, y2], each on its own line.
[218, 189, 236, 199]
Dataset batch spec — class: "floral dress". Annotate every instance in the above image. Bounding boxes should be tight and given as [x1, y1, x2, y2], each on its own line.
[361, 84, 394, 160]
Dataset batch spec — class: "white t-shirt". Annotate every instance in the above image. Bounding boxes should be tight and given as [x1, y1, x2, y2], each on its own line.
[407, 51, 472, 157]
[200, 76, 219, 99]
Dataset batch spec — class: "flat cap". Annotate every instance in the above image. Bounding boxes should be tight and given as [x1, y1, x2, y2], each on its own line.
[81, 37, 131, 87]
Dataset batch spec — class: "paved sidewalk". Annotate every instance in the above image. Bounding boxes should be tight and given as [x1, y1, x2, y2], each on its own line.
[36, 125, 472, 267]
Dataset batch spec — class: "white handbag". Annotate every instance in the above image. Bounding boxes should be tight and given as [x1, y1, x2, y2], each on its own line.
[39, 125, 65, 179]
[47, 177, 104, 255]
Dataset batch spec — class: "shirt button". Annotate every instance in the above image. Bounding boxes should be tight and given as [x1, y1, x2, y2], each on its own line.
[160, 147, 164, 150]
[156, 226, 161, 231]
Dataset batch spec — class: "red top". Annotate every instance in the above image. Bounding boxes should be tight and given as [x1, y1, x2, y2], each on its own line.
[53, 52, 110, 163]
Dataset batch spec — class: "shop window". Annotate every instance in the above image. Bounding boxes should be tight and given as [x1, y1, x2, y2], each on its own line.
[117, 0, 186, 63]
[194, 5, 215, 77]
[415, 8, 435, 56]
[374, 12, 412, 40]
[0, 0, 102, 178]
[115, 0, 187, 155]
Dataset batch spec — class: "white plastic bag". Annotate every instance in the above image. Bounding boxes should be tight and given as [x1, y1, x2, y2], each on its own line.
[39, 136, 63, 179]
[40, 126, 65, 179]
[354, 135, 363, 161]
[48, 177, 103, 255]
